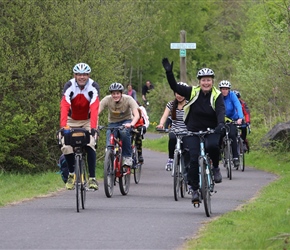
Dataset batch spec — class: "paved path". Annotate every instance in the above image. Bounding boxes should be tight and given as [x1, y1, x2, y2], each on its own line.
[0, 133, 276, 249]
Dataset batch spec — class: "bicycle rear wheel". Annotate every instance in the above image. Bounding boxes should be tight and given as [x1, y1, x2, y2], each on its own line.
[134, 163, 142, 184]
[75, 155, 81, 212]
[173, 152, 180, 201]
[80, 158, 87, 210]
[199, 157, 211, 217]
[238, 138, 245, 171]
[119, 167, 130, 195]
[104, 149, 115, 198]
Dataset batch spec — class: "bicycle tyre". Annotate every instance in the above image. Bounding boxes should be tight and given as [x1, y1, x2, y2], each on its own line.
[134, 163, 142, 184]
[226, 140, 232, 180]
[132, 145, 142, 184]
[173, 152, 180, 201]
[199, 157, 211, 217]
[221, 143, 226, 169]
[238, 138, 245, 172]
[80, 158, 86, 210]
[104, 149, 115, 198]
[75, 155, 81, 212]
[180, 178, 186, 198]
[119, 167, 130, 195]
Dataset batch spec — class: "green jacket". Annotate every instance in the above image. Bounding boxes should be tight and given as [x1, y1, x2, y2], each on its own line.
[183, 86, 221, 121]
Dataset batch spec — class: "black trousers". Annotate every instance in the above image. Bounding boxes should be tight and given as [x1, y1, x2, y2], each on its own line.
[183, 133, 221, 190]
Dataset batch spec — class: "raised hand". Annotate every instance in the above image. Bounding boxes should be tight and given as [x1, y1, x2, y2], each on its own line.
[162, 58, 173, 72]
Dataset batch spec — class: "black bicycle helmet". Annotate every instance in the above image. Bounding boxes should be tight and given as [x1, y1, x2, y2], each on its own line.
[109, 82, 124, 92]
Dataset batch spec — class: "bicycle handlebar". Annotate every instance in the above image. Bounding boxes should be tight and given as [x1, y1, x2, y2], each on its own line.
[98, 125, 126, 131]
[190, 129, 215, 137]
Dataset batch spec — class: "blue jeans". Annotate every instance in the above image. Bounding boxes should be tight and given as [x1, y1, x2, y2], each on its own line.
[106, 120, 132, 157]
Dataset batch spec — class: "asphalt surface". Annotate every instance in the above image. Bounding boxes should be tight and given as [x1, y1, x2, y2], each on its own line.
[0, 133, 276, 250]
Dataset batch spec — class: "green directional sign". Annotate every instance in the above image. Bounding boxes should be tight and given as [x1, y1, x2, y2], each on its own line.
[180, 49, 186, 57]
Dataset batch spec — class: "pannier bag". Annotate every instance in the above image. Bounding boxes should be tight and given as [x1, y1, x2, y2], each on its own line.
[64, 128, 90, 147]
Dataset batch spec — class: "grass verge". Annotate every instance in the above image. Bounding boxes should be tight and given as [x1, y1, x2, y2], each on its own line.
[0, 162, 104, 207]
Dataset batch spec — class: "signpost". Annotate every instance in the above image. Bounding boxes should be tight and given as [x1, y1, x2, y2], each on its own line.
[170, 30, 196, 83]
[170, 43, 196, 50]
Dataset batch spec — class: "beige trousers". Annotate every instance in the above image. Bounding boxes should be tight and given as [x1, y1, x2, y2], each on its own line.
[61, 117, 95, 155]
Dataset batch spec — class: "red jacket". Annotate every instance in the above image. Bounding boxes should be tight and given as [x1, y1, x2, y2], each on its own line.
[60, 78, 100, 128]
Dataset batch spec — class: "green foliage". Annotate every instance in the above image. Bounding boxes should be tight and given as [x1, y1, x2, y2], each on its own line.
[0, 0, 162, 172]
[0, 0, 289, 172]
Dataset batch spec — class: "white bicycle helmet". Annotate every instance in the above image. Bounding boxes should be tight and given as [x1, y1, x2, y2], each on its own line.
[73, 63, 91, 74]
[233, 90, 241, 98]
[109, 82, 124, 92]
[196, 68, 215, 79]
[177, 81, 188, 87]
[218, 80, 231, 89]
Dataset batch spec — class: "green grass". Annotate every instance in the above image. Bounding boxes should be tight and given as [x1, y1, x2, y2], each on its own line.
[0, 161, 104, 207]
[0, 171, 65, 207]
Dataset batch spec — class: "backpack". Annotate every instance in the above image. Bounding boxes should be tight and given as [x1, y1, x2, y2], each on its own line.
[57, 154, 69, 183]
[135, 106, 149, 128]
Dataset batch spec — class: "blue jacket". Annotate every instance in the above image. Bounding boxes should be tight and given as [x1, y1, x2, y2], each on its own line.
[223, 91, 243, 120]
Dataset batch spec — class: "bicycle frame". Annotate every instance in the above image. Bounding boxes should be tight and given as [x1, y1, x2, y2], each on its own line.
[56, 127, 92, 213]
[191, 129, 215, 217]
[100, 125, 131, 197]
[170, 128, 190, 201]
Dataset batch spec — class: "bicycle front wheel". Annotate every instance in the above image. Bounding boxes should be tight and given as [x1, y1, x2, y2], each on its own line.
[75, 155, 81, 212]
[199, 157, 211, 217]
[225, 140, 232, 180]
[104, 149, 115, 198]
[80, 158, 87, 210]
[173, 152, 181, 201]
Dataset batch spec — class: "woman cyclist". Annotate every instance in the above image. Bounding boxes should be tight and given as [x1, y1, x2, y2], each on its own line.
[162, 58, 225, 204]
[219, 80, 243, 168]
[156, 82, 188, 172]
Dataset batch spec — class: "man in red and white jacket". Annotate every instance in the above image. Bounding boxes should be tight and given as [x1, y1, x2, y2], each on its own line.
[60, 63, 100, 190]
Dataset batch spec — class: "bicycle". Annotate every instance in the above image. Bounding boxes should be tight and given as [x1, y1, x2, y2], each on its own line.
[57, 127, 94, 212]
[131, 127, 144, 184]
[191, 129, 216, 217]
[220, 123, 233, 180]
[236, 124, 245, 172]
[99, 125, 131, 197]
[156, 127, 190, 201]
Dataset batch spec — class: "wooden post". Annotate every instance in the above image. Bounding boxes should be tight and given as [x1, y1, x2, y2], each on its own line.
[180, 30, 186, 83]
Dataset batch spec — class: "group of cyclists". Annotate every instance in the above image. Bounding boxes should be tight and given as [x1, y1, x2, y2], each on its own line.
[59, 60, 251, 206]
[59, 63, 148, 191]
